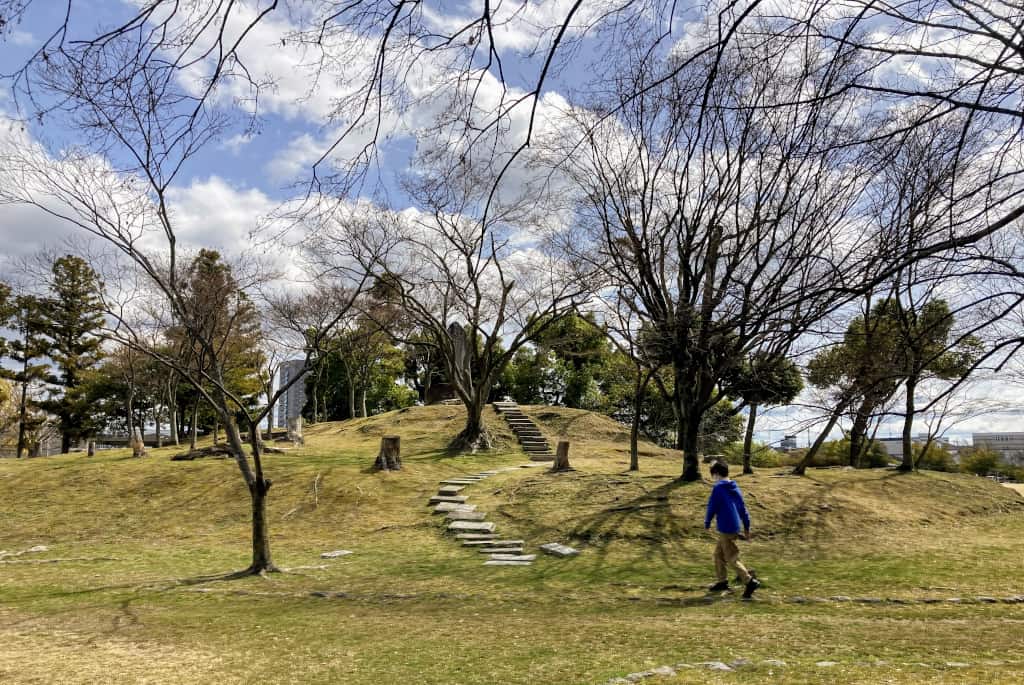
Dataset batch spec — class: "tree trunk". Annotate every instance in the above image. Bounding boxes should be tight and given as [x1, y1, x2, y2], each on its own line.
[629, 367, 651, 472]
[742, 403, 758, 475]
[374, 435, 402, 470]
[849, 399, 871, 467]
[169, 398, 179, 446]
[213, 417, 219, 445]
[155, 407, 163, 448]
[61, 432, 71, 454]
[131, 426, 147, 458]
[190, 397, 199, 451]
[672, 365, 703, 482]
[452, 391, 491, 452]
[86, 440, 95, 457]
[360, 387, 367, 419]
[899, 376, 917, 472]
[16, 375, 29, 459]
[792, 401, 847, 475]
[551, 440, 572, 472]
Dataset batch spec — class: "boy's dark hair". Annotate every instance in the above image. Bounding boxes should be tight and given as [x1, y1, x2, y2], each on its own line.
[710, 461, 729, 478]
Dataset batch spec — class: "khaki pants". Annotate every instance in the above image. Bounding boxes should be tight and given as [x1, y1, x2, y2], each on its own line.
[714, 533, 751, 584]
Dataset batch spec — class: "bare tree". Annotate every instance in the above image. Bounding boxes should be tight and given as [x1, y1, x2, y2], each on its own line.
[545, 33, 877, 480]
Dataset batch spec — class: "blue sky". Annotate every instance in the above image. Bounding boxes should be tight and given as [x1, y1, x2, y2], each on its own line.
[0, 0, 1021, 446]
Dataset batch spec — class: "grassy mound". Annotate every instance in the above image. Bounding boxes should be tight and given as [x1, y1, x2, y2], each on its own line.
[1, 404, 1023, 684]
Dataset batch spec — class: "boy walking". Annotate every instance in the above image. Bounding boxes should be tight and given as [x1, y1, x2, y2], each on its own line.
[704, 461, 760, 599]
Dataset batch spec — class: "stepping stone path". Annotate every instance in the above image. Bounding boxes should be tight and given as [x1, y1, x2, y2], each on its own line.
[429, 464, 557, 566]
[492, 400, 554, 461]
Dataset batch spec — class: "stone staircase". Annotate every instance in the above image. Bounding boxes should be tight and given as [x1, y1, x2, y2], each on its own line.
[493, 401, 554, 461]
[430, 465, 546, 566]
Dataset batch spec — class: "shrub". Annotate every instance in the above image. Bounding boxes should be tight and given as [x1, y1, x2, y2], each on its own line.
[816, 438, 890, 468]
[959, 447, 1001, 476]
[914, 441, 957, 472]
[720, 441, 791, 468]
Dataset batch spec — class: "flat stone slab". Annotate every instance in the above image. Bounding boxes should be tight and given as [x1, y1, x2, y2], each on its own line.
[437, 485, 465, 495]
[484, 560, 532, 566]
[489, 554, 534, 562]
[446, 510, 488, 521]
[448, 521, 495, 533]
[481, 547, 524, 554]
[540, 542, 580, 557]
[321, 550, 353, 559]
[440, 480, 479, 485]
[463, 539, 524, 547]
[455, 533, 497, 540]
[434, 502, 476, 513]
[530, 455, 555, 461]
[429, 495, 468, 504]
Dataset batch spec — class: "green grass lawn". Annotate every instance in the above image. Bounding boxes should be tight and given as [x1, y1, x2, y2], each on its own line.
[2, 405, 1023, 684]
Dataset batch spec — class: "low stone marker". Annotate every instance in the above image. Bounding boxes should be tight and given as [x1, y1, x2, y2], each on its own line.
[287, 417, 305, 446]
[321, 550, 353, 559]
[540, 542, 580, 557]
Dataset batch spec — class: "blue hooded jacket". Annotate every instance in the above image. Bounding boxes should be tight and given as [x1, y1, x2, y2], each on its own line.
[704, 479, 750, 534]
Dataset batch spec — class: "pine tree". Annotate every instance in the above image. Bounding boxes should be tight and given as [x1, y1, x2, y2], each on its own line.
[3, 295, 51, 457]
[37, 256, 106, 453]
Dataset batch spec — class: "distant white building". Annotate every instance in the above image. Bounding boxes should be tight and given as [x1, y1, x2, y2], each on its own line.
[876, 435, 952, 459]
[780, 435, 798, 451]
[276, 360, 307, 427]
[972, 432, 1024, 465]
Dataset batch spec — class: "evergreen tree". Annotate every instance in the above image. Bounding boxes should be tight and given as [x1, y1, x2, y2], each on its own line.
[36, 256, 106, 453]
[3, 295, 51, 457]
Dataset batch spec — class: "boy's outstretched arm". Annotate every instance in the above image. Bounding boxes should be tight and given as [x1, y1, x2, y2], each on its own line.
[736, 489, 751, 536]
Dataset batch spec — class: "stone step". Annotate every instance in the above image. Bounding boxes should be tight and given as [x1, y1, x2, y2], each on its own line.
[429, 495, 469, 504]
[530, 455, 555, 461]
[489, 554, 536, 562]
[523, 445, 552, 452]
[520, 462, 548, 467]
[481, 547, 524, 554]
[437, 485, 465, 495]
[513, 429, 543, 436]
[448, 520, 496, 533]
[446, 510, 488, 522]
[462, 539, 524, 547]
[434, 502, 476, 514]
[440, 480, 480, 485]
[484, 560, 532, 566]
[504, 417, 531, 423]
[519, 438, 548, 444]
[455, 533, 498, 540]
[539, 543, 580, 557]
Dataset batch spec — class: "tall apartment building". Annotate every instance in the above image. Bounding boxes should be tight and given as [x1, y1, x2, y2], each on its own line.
[276, 360, 307, 427]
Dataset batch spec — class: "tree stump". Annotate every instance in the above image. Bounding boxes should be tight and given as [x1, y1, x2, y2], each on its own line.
[374, 436, 402, 471]
[287, 417, 305, 446]
[551, 440, 572, 472]
[86, 440, 95, 458]
[131, 427, 147, 458]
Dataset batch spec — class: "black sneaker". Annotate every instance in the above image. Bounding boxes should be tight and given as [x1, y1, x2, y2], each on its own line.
[734, 569, 756, 584]
[742, 577, 761, 599]
[708, 580, 730, 592]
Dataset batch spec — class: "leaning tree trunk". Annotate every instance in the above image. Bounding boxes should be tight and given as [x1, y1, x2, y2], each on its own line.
[551, 440, 572, 472]
[899, 376, 917, 472]
[359, 388, 367, 419]
[225, 417, 276, 574]
[792, 401, 848, 476]
[742, 403, 758, 475]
